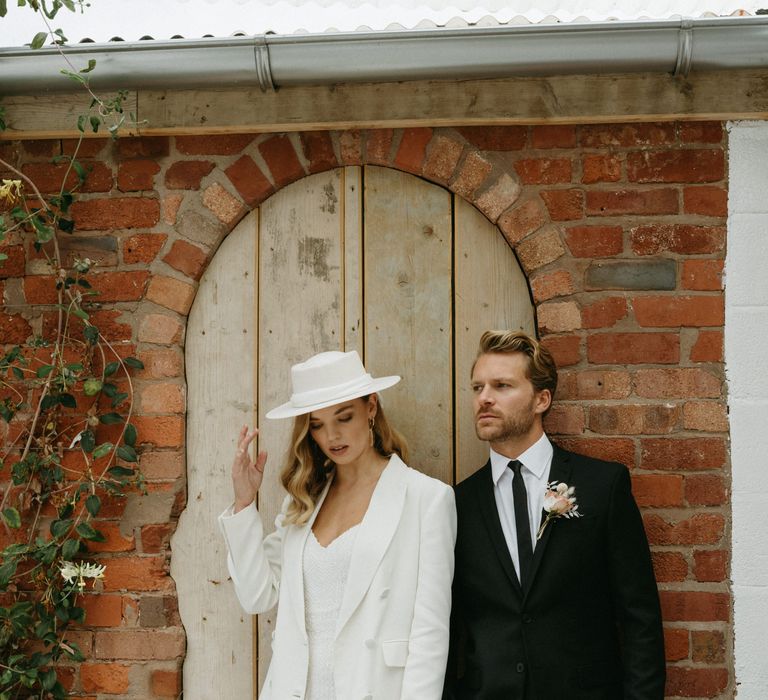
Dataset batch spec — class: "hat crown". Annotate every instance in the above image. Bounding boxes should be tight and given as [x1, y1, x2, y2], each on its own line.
[291, 351, 366, 396]
[266, 350, 400, 419]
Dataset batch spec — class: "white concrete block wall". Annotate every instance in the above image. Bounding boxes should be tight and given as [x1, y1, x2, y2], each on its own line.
[726, 121, 768, 699]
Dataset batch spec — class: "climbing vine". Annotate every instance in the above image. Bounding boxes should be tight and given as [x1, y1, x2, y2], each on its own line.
[1, 2, 144, 697]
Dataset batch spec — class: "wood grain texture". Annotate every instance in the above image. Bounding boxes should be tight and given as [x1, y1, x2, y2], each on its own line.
[3, 70, 768, 139]
[173, 212, 257, 699]
[362, 165, 453, 483]
[256, 168, 345, 689]
[453, 196, 535, 483]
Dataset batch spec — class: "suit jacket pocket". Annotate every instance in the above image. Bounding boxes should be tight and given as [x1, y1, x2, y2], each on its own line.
[382, 639, 409, 667]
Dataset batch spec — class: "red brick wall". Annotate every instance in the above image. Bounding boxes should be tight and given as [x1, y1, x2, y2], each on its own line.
[0, 123, 729, 698]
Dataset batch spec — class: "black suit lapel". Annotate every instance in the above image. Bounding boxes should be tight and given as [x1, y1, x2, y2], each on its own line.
[473, 461, 523, 596]
[524, 446, 574, 598]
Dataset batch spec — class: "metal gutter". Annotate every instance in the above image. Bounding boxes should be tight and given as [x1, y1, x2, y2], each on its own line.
[1, 16, 768, 95]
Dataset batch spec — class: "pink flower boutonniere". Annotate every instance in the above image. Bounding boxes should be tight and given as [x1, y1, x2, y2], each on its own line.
[537, 481, 582, 540]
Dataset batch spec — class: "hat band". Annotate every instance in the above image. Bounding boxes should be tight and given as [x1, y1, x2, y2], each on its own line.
[290, 373, 374, 408]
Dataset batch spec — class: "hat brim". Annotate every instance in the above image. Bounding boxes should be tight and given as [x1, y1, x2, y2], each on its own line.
[265, 375, 401, 419]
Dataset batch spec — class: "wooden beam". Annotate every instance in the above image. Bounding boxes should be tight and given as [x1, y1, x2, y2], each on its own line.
[3, 70, 768, 140]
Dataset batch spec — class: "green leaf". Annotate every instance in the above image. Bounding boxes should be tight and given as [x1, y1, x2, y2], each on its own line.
[75, 522, 103, 541]
[72, 307, 89, 320]
[50, 519, 72, 539]
[103, 361, 119, 377]
[1, 507, 21, 529]
[124, 423, 137, 447]
[85, 494, 101, 516]
[40, 668, 57, 691]
[0, 559, 18, 587]
[36, 364, 55, 378]
[58, 393, 77, 408]
[99, 412, 123, 425]
[111, 392, 129, 407]
[11, 366, 24, 380]
[107, 465, 135, 478]
[124, 357, 145, 370]
[76, 114, 86, 133]
[92, 442, 113, 459]
[117, 444, 138, 463]
[71, 160, 87, 186]
[83, 324, 99, 344]
[81, 59, 97, 74]
[41, 394, 58, 410]
[62, 538, 80, 559]
[0, 1, 7, 19]
[80, 429, 95, 453]
[90, 116, 100, 133]
[58, 217, 75, 233]
[30, 31, 48, 49]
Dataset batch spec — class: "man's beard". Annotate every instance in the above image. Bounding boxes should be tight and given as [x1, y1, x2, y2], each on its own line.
[474, 399, 537, 444]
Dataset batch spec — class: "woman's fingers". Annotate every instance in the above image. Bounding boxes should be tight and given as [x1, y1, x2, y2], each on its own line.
[255, 450, 268, 473]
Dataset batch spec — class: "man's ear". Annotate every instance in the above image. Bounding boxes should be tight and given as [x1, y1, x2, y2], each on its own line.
[534, 388, 552, 416]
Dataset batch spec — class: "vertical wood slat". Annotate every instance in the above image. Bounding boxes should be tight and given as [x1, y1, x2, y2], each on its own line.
[453, 196, 536, 484]
[362, 165, 453, 484]
[344, 167, 364, 355]
[173, 214, 257, 700]
[256, 169, 347, 691]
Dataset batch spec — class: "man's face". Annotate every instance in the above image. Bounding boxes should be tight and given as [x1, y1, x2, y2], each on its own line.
[471, 352, 549, 445]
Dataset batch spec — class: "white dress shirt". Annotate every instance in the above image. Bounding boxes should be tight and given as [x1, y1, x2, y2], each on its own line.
[490, 433, 554, 581]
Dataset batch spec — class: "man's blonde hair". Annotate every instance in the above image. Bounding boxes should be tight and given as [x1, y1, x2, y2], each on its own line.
[473, 330, 558, 401]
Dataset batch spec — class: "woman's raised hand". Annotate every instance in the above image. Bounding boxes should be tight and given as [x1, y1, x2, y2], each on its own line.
[232, 426, 268, 513]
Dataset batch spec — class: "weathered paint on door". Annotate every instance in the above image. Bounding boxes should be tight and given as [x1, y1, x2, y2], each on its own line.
[175, 166, 534, 697]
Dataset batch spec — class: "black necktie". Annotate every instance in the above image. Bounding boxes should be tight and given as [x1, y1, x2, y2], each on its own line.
[509, 460, 533, 588]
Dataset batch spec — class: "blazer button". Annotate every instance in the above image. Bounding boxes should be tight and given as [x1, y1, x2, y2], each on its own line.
[516, 662, 525, 673]
[363, 695, 373, 700]
[522, 614, 533, 624]
[380, 588, 390, 599]
[365, 638, 376, 649]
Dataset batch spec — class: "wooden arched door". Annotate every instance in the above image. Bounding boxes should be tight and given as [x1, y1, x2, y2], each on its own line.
[173, 166, 535, 697]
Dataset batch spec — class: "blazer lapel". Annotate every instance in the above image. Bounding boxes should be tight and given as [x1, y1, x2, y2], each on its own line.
[474, 461, 523, 596]
[283, 476, 333, 639]
[335, 455, 407, 637]
[524, 446, 573, 597]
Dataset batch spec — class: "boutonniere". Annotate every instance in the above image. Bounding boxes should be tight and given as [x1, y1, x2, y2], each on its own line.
[537, 481, 581, 540]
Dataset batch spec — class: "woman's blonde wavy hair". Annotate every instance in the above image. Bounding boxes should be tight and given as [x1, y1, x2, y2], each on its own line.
[280, 396, 408, 525]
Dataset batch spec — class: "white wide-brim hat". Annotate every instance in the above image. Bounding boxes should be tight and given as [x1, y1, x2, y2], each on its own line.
[265, 350, 400, 419]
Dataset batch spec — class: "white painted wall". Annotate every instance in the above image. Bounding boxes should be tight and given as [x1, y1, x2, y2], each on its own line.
[726, 121, 768, 699]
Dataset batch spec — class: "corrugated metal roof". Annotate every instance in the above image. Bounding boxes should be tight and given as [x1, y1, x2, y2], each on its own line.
[0, 0, 761, 46]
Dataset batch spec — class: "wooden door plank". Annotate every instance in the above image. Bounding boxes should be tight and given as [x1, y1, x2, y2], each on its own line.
[343, 166, 363, 355]
[453, 196, 535, 484]
[256, 168, 345, 690]
[173, 212, 257, 699]
[362, 165, 453, 484]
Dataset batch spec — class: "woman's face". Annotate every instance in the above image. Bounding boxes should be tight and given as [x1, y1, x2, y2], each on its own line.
[308, 395, 377, 466]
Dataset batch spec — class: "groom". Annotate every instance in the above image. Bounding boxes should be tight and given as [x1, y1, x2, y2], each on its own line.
[445, 331, 665, 699]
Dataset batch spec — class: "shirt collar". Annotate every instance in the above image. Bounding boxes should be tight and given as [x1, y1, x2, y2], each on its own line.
[490, 433, 553, 485]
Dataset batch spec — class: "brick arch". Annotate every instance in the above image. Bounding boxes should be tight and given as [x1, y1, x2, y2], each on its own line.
[157, 128, 579, 367]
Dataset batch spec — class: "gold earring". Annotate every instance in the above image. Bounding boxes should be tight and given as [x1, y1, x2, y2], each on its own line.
[368, 417, 375, 447]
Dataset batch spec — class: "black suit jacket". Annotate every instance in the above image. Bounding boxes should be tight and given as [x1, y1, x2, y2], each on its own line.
[445, 444, 665, 700]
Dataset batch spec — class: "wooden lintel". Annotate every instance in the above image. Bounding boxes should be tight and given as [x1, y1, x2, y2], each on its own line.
[3, 70, 768, 140]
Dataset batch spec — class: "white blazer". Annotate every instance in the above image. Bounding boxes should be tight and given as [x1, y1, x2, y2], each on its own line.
[219, 454, 457, 700]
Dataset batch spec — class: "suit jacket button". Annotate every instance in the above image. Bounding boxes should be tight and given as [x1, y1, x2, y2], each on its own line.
[516, 662, 525, 673]
[363, 695, 373, 700]
[522, 614, 533, 624]
[365, 638, 376, 649]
